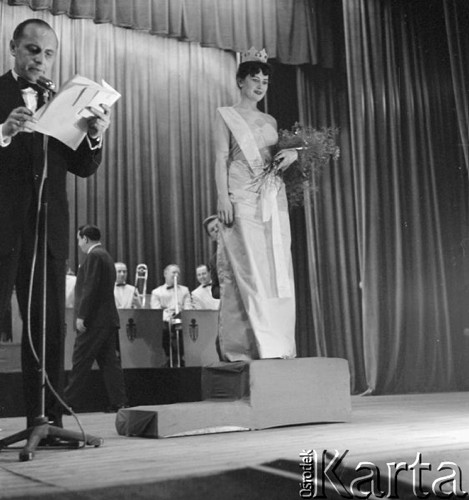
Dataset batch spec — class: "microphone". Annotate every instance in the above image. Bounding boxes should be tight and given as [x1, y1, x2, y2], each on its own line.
[37, 75, 56, 92]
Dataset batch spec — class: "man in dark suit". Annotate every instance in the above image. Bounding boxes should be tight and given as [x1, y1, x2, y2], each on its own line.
[202, 215, 220, 299]
[64, 225, 127, 412]
[0, 19, 111, 427]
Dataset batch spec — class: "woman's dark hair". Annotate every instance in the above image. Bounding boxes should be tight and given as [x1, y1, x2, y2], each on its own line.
[236, 61, 272, 86]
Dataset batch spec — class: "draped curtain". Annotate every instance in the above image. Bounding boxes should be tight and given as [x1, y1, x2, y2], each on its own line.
[444, 0, 469, 174]
[295, 64, 366, 394]
[7, 0, 323, 66]
[338, 0, 467, 393]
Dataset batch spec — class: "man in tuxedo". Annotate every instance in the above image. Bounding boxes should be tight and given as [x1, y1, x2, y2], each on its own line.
[0, 19, 111, 427]
[64, 225, 127, 412]
[202, 215, 224, 360]
[151, 264, 191, 366]
[114, 262, 141, 309]
[202, 215, 220, 299]
[191, 264, 220, 310]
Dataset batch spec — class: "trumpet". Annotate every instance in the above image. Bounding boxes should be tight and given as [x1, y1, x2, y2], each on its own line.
[134, 263, 148, 308]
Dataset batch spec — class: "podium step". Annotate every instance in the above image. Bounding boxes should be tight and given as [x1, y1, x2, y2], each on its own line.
[116, 357, 351, 438]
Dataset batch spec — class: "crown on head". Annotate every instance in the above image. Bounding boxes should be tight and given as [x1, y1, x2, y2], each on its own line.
[240, 47, 268, 63]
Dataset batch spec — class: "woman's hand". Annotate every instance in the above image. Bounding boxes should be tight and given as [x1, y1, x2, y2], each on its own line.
[273, 148, 298, 173]
[217, 195, 234, 226]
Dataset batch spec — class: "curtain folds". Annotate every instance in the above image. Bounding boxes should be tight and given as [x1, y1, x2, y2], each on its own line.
[341, 0, 466, 393]
[7, 0, 328, 66]
[443, 0, 469, 174]
[295, 63, 367, 394]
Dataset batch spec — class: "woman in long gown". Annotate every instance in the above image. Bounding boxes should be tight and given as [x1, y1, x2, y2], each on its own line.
[215, 53, 298, 361]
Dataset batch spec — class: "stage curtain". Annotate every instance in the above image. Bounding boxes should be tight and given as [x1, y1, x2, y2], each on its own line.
[6, 0, 328, 66]
[339, 0, 468, 393]
[0, 3, 239, 289]
[443, 0, 469, 174]
[294, 65, 367, 394]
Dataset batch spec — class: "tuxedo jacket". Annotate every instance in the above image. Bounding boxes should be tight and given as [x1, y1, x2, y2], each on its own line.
[0, 70, 102, 259]
[75, 245, 120, 329]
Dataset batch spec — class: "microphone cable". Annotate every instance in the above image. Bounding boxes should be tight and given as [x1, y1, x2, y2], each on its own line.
[24, 90, 88, 446]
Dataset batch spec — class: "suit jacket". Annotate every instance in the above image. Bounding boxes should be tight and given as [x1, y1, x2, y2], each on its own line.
[0, 70, 102, 259]
[210, 248, 220, 299]
[75, 245, 120, 329]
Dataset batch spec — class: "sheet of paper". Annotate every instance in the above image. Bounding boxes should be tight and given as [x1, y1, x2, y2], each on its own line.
[31, 74, 121, 150]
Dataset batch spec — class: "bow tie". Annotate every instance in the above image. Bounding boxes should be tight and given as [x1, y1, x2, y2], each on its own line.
[116, 283, 126, 287]
[17, 76, 43, 93]
[17, 76, 48, 110]
[166, 285, 174, 290]
[202, 283, 212, 287]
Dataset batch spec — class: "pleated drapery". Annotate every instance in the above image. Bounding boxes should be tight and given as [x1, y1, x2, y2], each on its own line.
[340, 0, 466, 393]
[289, 0, 468, 394]
[444, 0, 469, 174]
[7, 0, 325, 66]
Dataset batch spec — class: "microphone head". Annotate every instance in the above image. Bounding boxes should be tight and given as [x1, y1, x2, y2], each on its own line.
[37, 75, 56, 92]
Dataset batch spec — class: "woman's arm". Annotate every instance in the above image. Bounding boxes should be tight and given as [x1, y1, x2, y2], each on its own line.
[269, 114, 298, 173]
[214, 111, 234, 225]
[273, 148, 298, 173]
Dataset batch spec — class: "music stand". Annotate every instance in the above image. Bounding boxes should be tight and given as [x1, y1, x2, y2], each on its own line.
[0, 87, 103, 461]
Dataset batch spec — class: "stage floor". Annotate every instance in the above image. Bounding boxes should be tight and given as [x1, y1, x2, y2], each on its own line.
[0, 391, 468, 499]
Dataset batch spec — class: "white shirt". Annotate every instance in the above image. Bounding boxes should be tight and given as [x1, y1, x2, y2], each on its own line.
[150, 284, 191, 322]
[191, 284, 220, 310]
[114, 284, 141, 309]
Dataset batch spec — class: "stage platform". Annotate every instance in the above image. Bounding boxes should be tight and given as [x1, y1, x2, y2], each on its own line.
[0, 392, 468, 499]
[116, 357, 351, 438]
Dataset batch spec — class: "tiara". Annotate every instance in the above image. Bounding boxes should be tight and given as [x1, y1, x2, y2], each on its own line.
[240, 47, 268, 63]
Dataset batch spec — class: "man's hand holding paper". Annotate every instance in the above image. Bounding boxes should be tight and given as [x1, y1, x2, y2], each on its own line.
[86, 104, 111, 140]
[31, 74, 120, 150]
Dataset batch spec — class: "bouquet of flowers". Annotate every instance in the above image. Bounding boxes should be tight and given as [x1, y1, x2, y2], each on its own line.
[252, 123, 340, 207]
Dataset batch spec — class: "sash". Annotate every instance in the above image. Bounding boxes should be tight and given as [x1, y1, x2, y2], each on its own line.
[217, 107, 291, 298]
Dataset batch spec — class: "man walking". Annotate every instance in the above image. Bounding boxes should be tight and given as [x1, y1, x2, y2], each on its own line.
[65, 225, 127, 412]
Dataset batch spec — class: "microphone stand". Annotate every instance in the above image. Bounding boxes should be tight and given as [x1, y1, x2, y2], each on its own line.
[0, 81, 103, 461]
[169, 276, 182, 367]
